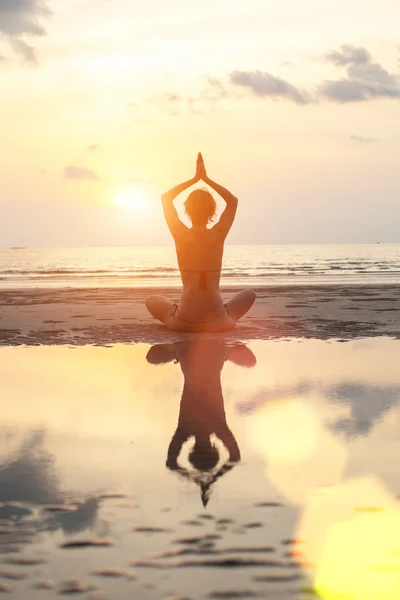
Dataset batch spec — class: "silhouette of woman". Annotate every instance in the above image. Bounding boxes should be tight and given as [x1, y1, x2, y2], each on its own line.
[145, 153, 256, 332]
[146, 340, 257, 506]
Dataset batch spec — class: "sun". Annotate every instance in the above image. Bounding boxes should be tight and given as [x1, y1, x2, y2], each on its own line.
[112, 189, 146, 212]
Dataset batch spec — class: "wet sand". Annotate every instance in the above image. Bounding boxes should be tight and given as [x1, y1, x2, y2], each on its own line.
[1, 284, 400, 345]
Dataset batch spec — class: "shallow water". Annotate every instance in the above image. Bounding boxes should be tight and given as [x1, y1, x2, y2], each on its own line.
[1, 244, 400, 288]
[1, 338, 400, 599]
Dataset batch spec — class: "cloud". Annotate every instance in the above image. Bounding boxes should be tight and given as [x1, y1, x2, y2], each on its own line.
[229, 70, 309, 105]
[325, 45, 371, 66]
[152, 92, 185, 116]
[0, 429, 60, 505]
[350, 134, 378, 144]
[0, 0, 51, 36]
[188, 77, 229, 113]
[86, 144, 100, 153]
[9, 38, 37, 64]
[64, 166, 99, 181]
[133, 78, 229, 120]
[320, 45, 400, 103]
[320, 79, 399, 102]
[0, 0, 52, 62]
[239, 381, 400, 438]
[128, 45, 398, 118]
[157, 79, 228, 116]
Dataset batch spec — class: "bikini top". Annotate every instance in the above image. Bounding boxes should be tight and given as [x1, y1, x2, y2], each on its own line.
[180, 269, 221, 291]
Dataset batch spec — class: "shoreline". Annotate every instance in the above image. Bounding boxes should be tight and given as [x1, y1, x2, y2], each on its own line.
[1, 284, 400, 346]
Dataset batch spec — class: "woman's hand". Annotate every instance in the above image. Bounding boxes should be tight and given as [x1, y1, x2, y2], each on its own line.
[195, 152, 207, 181]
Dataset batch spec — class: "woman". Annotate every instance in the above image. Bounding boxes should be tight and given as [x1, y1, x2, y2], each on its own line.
[145, 153, 256, 332]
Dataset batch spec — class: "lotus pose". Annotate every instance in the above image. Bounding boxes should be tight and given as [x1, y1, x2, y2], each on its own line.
[145, 153, 256, 332]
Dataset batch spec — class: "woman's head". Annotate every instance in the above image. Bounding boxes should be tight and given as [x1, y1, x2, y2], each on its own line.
[189, 437, 219, 472]
[184, 188, 216, 227]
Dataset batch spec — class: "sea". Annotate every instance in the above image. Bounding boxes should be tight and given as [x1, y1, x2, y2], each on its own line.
[1, 244, 400, 289]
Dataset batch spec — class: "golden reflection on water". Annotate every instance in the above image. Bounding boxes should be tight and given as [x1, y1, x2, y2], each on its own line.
[0, 344, 180, 435]
[299, 477, 400, 600]
[248, 398, 347, 504]
[0, 338, 400, 599]
[237, 339, 400, 599]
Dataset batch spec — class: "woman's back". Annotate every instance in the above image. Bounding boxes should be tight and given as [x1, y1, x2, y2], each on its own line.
[173, 227, 224, 319]
[176, 227, 224, 275]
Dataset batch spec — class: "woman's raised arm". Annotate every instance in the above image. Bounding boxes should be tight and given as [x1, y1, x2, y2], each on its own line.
[198, 155, 238, 238]
[161, 177, 196, 236]
[161, 154, 207, 236]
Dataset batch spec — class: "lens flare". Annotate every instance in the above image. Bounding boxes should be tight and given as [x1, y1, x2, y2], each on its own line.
[112, 190, 146, 212]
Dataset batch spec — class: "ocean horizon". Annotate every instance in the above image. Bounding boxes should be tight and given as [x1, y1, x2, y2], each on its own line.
[1, 243, 400, 289]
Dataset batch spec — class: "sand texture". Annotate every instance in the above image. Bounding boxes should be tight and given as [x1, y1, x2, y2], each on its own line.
[1, 285, 400, 346]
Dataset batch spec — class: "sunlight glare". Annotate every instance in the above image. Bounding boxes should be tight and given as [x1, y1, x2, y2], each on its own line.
[112, 189, 147, 213]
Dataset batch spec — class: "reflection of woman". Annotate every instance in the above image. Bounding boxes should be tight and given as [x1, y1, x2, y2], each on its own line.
[146, 340, 257, 506]
[145, 153, 256, 332]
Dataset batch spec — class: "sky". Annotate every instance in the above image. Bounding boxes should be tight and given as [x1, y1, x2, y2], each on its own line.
[0, 0, 399, 246]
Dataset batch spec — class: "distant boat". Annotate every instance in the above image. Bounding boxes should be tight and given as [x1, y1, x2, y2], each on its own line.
[10, 247, 26, 250]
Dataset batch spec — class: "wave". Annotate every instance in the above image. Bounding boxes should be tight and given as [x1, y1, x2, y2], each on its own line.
[2, 245, 399, 289]
[0, 267, 179, 276]
[2, 265, 399, 275]
[1, 269, 400, 282]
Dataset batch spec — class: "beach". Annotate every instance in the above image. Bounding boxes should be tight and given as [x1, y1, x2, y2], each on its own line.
[2, 250, 400, 599]
[1, 284, 400, 346]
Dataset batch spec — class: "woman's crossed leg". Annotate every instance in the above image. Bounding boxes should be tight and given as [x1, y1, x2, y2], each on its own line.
[225, 289, 256, 322]
[145, 289, 256, 330]
[145, 295, 175, 324]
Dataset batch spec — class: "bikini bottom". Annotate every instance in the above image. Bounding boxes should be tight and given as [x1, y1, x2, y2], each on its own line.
[171, 303, 230, 324]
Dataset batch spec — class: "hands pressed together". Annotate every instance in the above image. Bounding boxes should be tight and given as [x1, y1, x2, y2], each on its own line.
[194, 152, 208, 183]
[192, 152, 237, 208]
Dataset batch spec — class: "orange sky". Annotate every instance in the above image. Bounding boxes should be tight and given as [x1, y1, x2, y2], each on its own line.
[1, 0, 399, 246]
